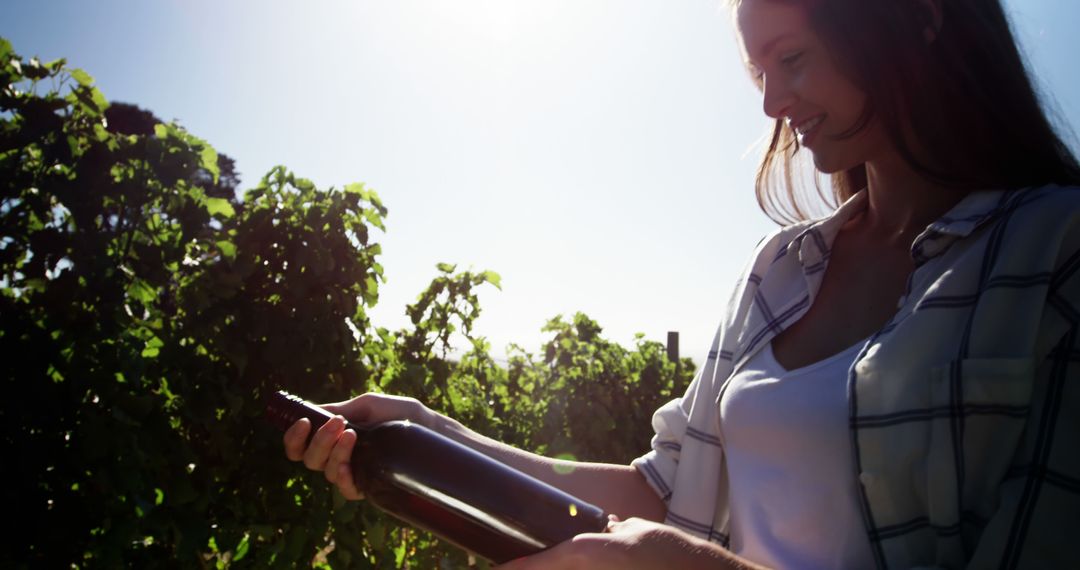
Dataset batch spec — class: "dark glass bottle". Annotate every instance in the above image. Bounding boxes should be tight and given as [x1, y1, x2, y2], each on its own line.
[265, 391, 608, 564]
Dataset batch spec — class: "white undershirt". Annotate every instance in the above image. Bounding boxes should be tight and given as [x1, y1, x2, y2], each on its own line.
[718, 341, 876, 570]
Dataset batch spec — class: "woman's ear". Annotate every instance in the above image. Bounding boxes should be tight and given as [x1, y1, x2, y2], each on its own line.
[916, 0, 944, 44]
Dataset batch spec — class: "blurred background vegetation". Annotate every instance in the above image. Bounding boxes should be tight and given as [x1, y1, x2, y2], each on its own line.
[0, 38, 694, 568]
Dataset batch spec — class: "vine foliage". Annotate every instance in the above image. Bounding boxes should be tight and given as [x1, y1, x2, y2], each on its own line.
[0, 38, 694, 568]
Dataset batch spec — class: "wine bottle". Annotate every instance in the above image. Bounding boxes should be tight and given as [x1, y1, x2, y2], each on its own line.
[265, 390, 608, 564]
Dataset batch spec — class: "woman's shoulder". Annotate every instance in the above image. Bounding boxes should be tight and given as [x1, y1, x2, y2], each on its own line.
[953, 184, 1080, 274]
[985, 184, 1080, 248]
[1006, 184, 1080, 219]
[939, 184, 1080, 243]
[740, 221, 814, 277]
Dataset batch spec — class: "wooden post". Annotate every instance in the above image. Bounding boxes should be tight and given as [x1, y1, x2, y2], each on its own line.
[667, 331, 679, 363]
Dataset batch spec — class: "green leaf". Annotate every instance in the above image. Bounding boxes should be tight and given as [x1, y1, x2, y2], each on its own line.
[200, 145, 220, 183]
[233, 533, 251, 562]
[93, 123, 110, 142]
[22, 278, 47, 293]
[88, 86, 109, 112]
[436, 262, 456, 274]
[483, 270, 502, 290]
[205, 198, 235, 219]
[127, 279, 157, 305]
[70, 68, 94, 86]
[141, 335, 164, 358]
[216, 240, 237, 260]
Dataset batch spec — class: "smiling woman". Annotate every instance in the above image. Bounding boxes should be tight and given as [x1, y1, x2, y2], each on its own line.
[629, 0, 1080, 569]
[735, 0, 883, 214]
[284, 0, 1080, 568]
[734, 0, 1080, 225]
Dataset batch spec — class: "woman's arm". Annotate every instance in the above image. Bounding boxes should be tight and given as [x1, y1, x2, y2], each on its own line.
[493, 516, 767, 570]
[433, 414, 668, 523]
[962, 324, 1080, 568]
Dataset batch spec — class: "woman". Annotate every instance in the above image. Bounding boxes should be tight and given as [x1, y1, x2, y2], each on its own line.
[284, 0, 1080, 567]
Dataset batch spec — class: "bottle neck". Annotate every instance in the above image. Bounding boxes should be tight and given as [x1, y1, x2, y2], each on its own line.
[265, 391, 370, 436]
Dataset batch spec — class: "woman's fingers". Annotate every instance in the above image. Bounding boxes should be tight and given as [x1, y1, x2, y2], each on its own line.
[283, 417, 311, 462]
[282, 393, 438, 504]
[302, 415, 346, 471]
[283, 417, 364, 501]
[325, 429, 357, 484]
[335, 462, 364, 500]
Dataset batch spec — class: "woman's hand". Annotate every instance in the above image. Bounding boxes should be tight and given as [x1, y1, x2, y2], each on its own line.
[494, 516, 758, 570]
[281, 392, 438, 500]
[491, 517, 686, 570]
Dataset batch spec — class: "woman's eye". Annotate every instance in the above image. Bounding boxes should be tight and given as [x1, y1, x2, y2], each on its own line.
[780, 52, 804, 68]
[747, 64, 765, 86]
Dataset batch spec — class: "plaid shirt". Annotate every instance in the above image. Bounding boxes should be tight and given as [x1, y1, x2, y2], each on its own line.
[632, 185, 1080, 569]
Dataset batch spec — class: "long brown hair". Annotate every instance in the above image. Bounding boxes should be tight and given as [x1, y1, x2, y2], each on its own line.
[737, 0, 1080, 224]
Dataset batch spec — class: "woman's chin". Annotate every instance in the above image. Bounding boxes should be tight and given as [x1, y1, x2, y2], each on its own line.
[810, 151, 857, 176]
[811, 153, 838, 174]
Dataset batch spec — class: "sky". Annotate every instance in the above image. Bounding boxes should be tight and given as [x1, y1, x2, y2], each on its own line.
[4, 0, 1080, 366]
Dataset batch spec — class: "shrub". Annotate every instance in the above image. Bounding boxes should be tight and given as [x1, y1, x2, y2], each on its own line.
[0, 38, 694, 568]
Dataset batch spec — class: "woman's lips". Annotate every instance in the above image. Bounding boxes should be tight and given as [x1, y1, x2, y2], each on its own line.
[791, 114, 825, 147]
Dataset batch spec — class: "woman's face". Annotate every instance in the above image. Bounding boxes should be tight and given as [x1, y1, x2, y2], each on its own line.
[735, 0, 889, 173]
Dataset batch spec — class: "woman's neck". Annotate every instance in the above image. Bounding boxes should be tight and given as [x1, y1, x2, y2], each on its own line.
[854, 155, 966, 247]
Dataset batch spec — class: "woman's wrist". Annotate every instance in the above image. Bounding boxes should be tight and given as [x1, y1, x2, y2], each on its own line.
[669, 530, 766, 570]
[421, 405, 456, 433]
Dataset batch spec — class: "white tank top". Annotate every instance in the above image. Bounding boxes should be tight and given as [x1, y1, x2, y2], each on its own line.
[718, 340, 876, 570]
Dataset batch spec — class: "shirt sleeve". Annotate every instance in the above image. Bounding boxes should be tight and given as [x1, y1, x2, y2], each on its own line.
[630, 370, 699, 504]
[966, 219, 1080, 568]
[965, 326, 1080, 568]
[628, 227, 789, 506]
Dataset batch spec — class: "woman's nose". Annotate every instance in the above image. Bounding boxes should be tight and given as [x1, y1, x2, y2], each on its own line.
[762, 75, 796, 120]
